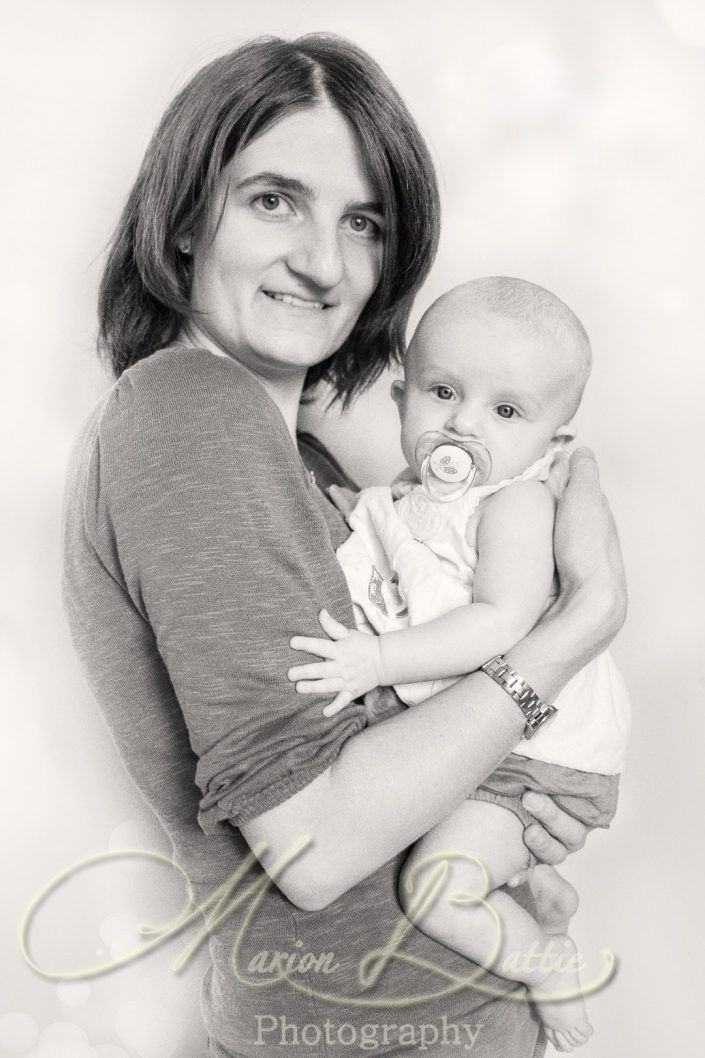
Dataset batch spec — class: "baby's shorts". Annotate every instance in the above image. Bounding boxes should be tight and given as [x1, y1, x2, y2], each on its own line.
[471, 753, 620, 865]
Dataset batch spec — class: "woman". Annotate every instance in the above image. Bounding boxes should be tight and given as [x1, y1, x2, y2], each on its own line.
[62, 33, 625, 1058]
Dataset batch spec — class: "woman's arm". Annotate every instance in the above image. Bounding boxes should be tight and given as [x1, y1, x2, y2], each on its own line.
[288, 480, 555, 704]
[85, 361, 621, 913]
[243, 449, 626, 909]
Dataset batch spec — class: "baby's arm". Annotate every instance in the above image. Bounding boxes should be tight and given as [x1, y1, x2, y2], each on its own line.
[288, 481, 555, 713]
[381, 480, 556, 683]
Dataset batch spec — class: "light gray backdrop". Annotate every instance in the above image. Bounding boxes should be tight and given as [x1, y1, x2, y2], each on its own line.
[2, 1, 703, 1056]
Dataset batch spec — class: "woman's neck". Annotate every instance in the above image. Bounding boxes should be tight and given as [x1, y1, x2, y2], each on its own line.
[177, 326, 305, 441]
[254, 373, 305, 440]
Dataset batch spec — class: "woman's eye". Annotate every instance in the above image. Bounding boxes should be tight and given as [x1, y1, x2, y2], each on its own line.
[347, 214, 380, 239]
[434, 386, 455, 401]
[496, 404, 517, 419]
[253, 193, 291, 215]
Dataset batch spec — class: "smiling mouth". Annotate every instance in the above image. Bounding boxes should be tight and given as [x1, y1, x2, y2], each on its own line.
[262, 290, 329, 311]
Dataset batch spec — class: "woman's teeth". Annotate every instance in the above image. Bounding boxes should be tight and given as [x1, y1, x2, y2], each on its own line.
[265, 291, 325, 311]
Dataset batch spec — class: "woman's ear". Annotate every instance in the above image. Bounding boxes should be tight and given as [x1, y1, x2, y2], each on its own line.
[552, 422, 577, 446]
[390, 379, 405, 409]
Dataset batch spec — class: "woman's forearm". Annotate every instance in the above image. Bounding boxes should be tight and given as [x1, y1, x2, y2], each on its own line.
[243, 581, 617, 910]
[505, 581, 621, 700]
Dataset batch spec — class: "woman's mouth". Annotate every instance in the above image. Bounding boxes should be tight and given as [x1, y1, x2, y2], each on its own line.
[262, 290, 328, 311]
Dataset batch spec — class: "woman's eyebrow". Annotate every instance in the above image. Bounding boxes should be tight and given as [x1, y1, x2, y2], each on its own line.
[235, 171, 315, 198]
[349, 199, 385, 216]
[234, 171, 384, 214]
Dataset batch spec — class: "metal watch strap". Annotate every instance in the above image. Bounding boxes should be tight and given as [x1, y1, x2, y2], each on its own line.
[480, 655, 557, 740]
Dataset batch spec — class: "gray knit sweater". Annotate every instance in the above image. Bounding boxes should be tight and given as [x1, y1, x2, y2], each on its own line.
[61, 346, 542, 1058]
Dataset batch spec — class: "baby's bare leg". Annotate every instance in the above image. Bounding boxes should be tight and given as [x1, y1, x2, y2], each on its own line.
[400, 800, 592, 1052]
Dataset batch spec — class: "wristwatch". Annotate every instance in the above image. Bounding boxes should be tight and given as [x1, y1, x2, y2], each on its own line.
[480, 655, 557, 740]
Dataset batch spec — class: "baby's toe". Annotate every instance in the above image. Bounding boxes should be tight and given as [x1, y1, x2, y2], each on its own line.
[555, 1030, 575, 1052]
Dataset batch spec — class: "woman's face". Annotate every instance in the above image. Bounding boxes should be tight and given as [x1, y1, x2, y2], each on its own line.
[187, 103, 386, 384]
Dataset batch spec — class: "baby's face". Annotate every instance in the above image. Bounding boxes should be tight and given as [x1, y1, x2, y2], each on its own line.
[394, 311, 577, 486]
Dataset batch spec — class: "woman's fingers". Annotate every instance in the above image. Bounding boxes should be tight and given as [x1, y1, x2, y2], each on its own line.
[327, 484, 359, 519]
[526, 792, 588, 851]
[523, 824, 568, 866]
[570, 445, 600, 482]
[553, 448, 627, 634]
[323, 691, 354, 717]
[544, 449, 570, 501]
[522, 793, 588, 865]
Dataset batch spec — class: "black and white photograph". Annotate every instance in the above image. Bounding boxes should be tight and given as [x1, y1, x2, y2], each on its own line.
[2, 1, 703, 1056]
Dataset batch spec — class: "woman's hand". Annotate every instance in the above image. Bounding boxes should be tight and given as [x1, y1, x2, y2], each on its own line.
[549, 448, 627, 646]
[327, 484, 359, 521]
[289, 610, 385, 715]
[522, 792, 588, 865]
[503, 793, 589, 889]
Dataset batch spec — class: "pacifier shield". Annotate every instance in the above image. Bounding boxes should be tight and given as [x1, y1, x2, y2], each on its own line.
[415, 432, 492, 502]
[428, 444, 474, 484]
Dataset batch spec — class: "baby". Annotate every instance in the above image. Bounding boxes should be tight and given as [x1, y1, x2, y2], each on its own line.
[288, 277, 630, 1053]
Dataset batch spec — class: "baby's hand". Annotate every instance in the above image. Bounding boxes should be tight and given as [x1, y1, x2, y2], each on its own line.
[288, 609, 385, 716]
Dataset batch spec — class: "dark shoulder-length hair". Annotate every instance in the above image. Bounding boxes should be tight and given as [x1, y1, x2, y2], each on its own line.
[98, 33, 440, 405]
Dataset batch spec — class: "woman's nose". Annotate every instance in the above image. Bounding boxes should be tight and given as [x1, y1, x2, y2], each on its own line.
[287, 218, 345, 290]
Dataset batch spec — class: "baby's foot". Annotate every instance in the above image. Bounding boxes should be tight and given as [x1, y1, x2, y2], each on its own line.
[531, 934, 593, 1052]
[526, 865, 579, 935]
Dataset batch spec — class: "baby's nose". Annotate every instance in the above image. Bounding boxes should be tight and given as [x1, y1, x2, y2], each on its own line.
[446, 406, 482, 439]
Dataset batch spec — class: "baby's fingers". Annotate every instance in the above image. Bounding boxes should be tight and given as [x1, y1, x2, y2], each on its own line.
[289, 634, 339, 659]
[318, 609, 352, 640]
[323, 691, 354, 717]
[287, 660, 339, 682]
[295, 678, 345, 695]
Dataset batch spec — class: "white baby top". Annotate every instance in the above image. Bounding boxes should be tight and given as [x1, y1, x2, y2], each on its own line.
[336, 450, 630, 775]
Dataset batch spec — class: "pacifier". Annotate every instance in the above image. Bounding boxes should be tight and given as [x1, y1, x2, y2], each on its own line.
[415, 432, 492, 502]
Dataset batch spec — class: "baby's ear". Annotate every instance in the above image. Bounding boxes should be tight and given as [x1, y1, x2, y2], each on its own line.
[552, 421, 576, 446]
[390, 379, 405, 408]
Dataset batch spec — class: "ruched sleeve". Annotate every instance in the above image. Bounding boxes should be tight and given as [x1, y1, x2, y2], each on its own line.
[71, 346, 368, 831]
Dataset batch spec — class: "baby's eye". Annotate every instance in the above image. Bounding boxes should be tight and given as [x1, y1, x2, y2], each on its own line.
[433, 385, 455, 401]
[496, 404, 517, 419]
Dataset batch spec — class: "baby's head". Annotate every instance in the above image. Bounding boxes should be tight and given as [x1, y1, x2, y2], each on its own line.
[392, 277, 592, 486]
